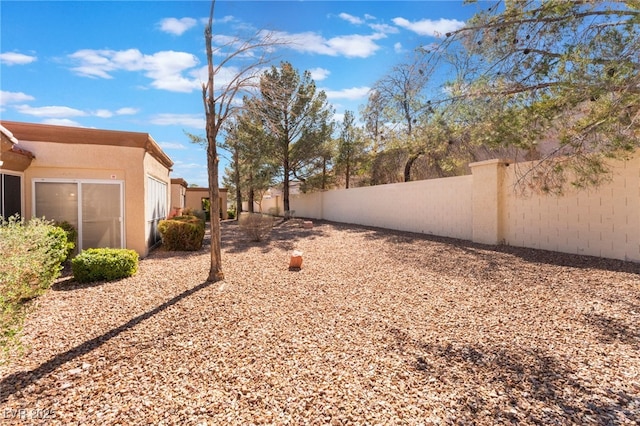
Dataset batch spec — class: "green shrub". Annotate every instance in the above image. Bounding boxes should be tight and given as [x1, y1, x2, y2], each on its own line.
[55, 220, 77, 261]
[71, 248, 139, 283]
[183, 208, 207, 224]
[1, 216, 68, 355]
[158, 215, 205, 250]
[227, 209, 236, 220]
[238, 213, 274, 242]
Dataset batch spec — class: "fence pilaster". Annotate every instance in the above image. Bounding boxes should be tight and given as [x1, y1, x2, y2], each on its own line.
[470, 159, 508, 245]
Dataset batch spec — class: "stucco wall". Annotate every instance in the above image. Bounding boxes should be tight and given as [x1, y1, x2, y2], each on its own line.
[171, 182, 187, 210]
[185, 187, 228, 219]
[19, 140, 168, 257]
[289, 154, 640, 263]
[291, 175, 474, 241]
[502, 155, 640, 261]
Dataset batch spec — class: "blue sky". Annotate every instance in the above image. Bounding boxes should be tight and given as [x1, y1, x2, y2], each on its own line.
[1, 0, 483, 187]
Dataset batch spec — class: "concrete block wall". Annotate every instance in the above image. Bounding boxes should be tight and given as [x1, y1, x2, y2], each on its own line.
[502, 155, 640, 261]
[291, 175, 474, 241]
[289, 154, 640, 263]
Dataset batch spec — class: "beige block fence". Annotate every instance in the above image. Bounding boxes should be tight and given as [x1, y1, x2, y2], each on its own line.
[290, 155, 640, 263]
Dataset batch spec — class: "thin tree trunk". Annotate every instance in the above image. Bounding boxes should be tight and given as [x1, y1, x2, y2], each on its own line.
[283, 155, 290, 217]
[404, 152, 422, 182]
[233, 147, 241, 219]
[322, 157, 329, 190]
[204, 0, 223, 282]
[248, 171, 255, 213]
[345, 161, 350, 189]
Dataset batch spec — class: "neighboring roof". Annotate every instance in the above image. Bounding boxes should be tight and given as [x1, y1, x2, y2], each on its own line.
[186, 186, 228, 193]
[171, 178, 188, 187]
[0, 120, 173, 170]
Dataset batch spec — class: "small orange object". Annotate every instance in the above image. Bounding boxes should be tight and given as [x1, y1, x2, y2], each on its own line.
[289, 250, 303, 269]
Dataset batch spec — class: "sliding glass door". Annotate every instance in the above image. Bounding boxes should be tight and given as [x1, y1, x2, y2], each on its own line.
[81, 183, 122, 249]
[34, 180, 123, 251]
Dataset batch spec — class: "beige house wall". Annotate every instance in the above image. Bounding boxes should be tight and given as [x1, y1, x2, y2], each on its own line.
[2, 121, 174, 258]
[290, 154, 640, 263]
[185, 187, 228, 219]
[170, 179, 187, 212]
[18, 140, 171, 257]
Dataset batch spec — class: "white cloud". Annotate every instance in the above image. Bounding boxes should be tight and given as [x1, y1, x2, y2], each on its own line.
[214, 15, 235, 25]
[16, 105, 87, 118]
[0, 91, 35, 106]
[392, 17, 465, 37]
[94, 109, 113, 118]
[0, 52, 37, 65]
[68, 49, 201, 93]
[309, 68, 330, 81]
[327, 34, 386, 58]
[339, 13, 363, 25]
[273, 30, 384, 58]
[159, 142, 188, 150]
[159, 17, 197, 36]
[394, 42, 404, 53]
[189, 64, 263, 95]
[323, 86, 370, 100]
[94, 107, 139, 117]
[150, 113, 205, 129]
[12, 102, 138, 120]
[116, 107, 139, 115]
[173, 160, 206, 170]
[41, 118, 83, 127]
[369, 23, 399, 34]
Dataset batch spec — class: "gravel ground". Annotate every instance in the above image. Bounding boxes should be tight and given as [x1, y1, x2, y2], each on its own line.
[1, 219, 639, 425]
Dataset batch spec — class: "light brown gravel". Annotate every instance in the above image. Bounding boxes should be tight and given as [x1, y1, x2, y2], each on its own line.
[1, 219, 639, 425]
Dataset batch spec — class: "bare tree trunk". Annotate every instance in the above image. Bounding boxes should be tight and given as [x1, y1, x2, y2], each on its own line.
[233, 148, 241, 219]
[345, 161, 350, 189]
[404, 152, 422, 182]
[248, 171, 255, 213]
[204, 0, 223, 282]
[283, 158, 290, 217]
[321, 157, 327, 190]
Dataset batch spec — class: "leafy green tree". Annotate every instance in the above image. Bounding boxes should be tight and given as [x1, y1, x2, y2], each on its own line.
[336, 110, 370, 188]
[359, 90, 387, 155]
[248, 61, 334, 215]
[299, 122, 337, 192]
[371, 57, 433, 182]
[437, 0, 640, 193]
[220, 121, 243, 217]
[221, 113, 278, 215]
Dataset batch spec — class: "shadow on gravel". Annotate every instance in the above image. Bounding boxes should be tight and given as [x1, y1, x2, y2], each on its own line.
[336, 221, 640, 275]
[388, 327, 639, 424]
[0, 280, 215, 404]
[221, 219, 328, 254]
[583, 312, 640, 348]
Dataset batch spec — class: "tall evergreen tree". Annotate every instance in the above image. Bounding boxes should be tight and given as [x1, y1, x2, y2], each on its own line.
[336, 110, 369, 189]
[249, 61, 334, 216]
